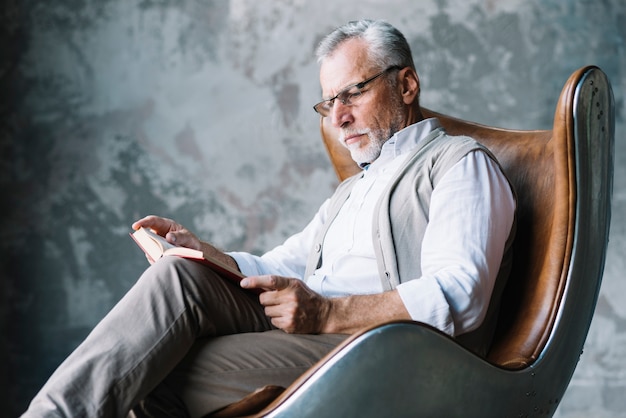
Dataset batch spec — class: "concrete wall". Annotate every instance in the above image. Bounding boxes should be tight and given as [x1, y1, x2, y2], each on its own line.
[1, 0, 624, 416]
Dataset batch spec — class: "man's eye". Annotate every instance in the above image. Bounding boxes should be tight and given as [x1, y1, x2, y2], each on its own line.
[338, 90, 362, 104]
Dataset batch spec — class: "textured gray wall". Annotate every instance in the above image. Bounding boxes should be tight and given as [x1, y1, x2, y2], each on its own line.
[1, 1, 624, 416]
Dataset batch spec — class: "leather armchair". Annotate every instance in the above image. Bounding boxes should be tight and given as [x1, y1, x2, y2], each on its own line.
[211, 65, 615, 418]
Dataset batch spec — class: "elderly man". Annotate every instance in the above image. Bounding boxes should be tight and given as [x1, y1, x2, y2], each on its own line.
[23, 19, 515, 417]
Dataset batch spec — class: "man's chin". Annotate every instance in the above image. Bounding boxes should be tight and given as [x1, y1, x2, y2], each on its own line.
[349, 148, 380, 166]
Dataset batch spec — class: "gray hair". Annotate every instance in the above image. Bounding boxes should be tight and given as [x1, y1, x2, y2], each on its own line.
[316, 20, 415, 71]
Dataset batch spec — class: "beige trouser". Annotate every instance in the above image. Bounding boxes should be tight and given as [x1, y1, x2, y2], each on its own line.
[22, 257, 347, 417]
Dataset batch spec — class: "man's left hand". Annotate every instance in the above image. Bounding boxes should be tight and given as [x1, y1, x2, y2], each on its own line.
[241, 275, 331, 334]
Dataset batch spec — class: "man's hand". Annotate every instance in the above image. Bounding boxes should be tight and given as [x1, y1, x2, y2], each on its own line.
[241, 275, 332, 334]
[244, 275, 412, 335]
[132, 215, 202, 251]
[133, 214, 242, 274]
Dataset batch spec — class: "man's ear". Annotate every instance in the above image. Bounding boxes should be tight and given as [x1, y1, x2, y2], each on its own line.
[400, 68, 420, 105]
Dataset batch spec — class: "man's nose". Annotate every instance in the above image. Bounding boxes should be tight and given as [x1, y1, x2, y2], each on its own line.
[330, 101, 353, 128]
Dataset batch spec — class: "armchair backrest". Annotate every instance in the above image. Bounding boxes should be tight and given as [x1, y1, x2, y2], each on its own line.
[420, 113, 563, 369]
[319, 65, 614, 370]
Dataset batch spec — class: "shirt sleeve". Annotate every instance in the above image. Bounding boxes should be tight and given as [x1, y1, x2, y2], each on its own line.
[228, 198, 331, 280]
[395, 150, 515, 336]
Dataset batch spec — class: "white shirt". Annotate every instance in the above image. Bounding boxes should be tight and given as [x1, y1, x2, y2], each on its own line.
[230, 118, 515, 336]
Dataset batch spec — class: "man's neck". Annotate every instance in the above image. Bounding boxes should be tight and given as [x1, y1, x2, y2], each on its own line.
[405, 102, 424, 127]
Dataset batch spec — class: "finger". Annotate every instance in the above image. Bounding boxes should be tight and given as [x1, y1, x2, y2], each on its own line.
[267, 275, 291, 290]
[262, 307, 290, 331]
[241, 275, 290, 292]
[165, 231, 181, 245]
[165, 231, 191, 248]
[240, 276, 264, 290]
[132, 215, 169, 232]
[131, 216, 152, 231]
[167, 228, 204, 250]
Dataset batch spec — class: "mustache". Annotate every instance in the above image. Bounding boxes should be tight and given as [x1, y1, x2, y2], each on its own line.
[338, 128, 371, 143]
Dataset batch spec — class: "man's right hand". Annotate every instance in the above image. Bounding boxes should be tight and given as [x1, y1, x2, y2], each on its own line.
[132, 215, 203, 251]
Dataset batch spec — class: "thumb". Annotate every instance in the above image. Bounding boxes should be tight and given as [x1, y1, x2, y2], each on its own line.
[165, 231, 182, 245]
[166, 231, 200, 250]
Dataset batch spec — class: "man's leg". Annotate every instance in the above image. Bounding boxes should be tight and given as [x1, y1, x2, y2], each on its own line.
[22, 257, 272, 418]
[133, 330, 348, 417]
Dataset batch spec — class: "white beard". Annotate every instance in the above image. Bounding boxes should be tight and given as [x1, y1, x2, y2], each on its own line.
[343, 130, 387, 165]
[339, 95, 406, 165]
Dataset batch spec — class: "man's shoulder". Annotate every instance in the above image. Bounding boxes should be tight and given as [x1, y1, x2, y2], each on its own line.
[408, 129, 487, 166]
[437, 129, 485, 150]
[432, 130, 496, 164]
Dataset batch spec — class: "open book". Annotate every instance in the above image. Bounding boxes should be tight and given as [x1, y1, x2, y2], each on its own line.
[130, 227, 260, 294]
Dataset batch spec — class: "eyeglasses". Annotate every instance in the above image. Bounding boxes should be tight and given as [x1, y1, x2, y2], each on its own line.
[313, 65, 402, 117]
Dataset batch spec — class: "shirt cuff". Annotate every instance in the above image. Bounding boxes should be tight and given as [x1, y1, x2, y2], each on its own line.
[396, 279, 455, 336]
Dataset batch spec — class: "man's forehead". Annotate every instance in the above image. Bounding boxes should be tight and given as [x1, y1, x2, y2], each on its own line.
[319, 39, 374, 96]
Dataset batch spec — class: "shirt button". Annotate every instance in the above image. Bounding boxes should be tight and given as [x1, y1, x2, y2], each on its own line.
[315, 243, 322, 253]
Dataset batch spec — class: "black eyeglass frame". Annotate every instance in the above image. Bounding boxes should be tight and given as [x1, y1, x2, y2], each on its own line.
[313, 65, 402, 116]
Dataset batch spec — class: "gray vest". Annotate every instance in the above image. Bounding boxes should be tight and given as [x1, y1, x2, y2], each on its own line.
[305, 128, 516, 356]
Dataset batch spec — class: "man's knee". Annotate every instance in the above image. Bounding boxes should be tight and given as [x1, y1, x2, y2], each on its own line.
[139, 257, 215, 292]
[142, 256, 202, 278]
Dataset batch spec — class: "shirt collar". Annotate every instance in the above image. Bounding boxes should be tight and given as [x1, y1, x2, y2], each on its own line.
[365, 117, 442, 170]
